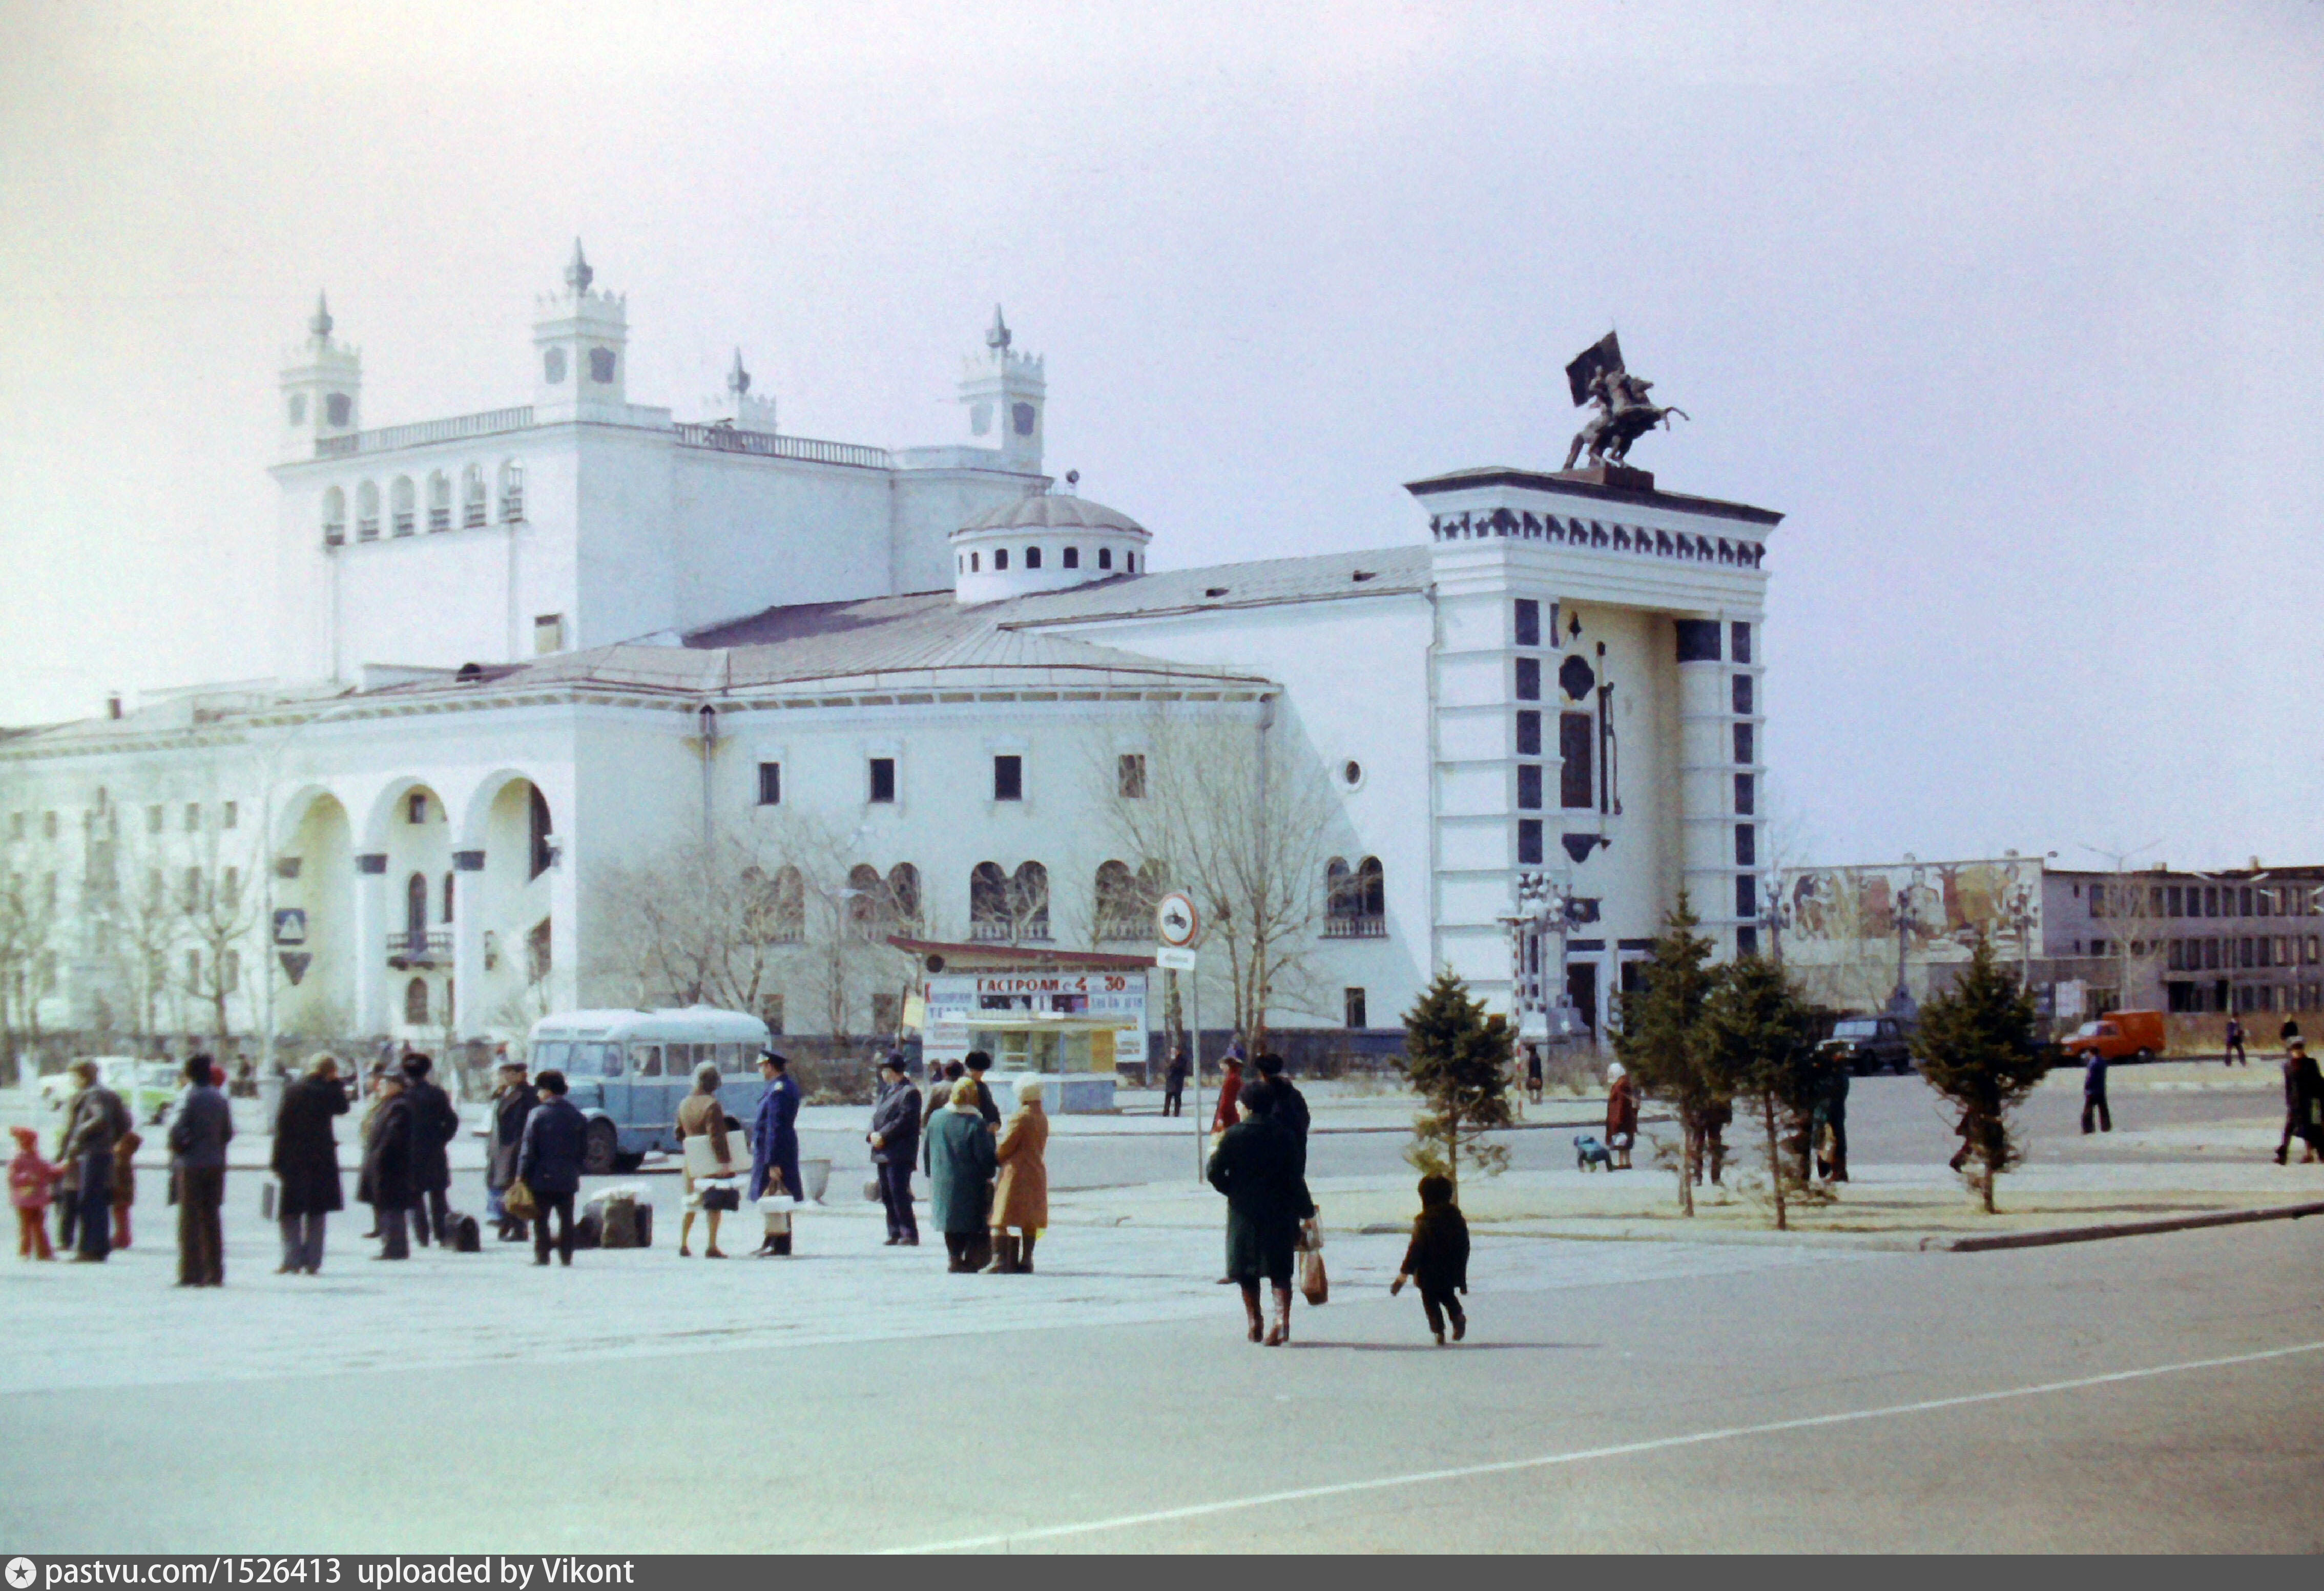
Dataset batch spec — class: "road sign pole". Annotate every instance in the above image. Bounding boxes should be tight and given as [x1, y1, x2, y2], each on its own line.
[1189, 971, 1203, 1182]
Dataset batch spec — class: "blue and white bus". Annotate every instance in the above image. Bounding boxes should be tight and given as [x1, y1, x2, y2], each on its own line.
[525, 1007, 773, 1174]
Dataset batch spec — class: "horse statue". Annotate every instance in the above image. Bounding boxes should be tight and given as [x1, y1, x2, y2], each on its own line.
[1560, 332, 1689, 471]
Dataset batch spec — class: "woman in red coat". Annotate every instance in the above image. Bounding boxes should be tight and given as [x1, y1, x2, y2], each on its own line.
[1211, 1056, 1245, 1136]
[1605, 1061, 1638, 1170]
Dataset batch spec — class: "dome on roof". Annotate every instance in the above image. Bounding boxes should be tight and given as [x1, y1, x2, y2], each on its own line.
[961, 491, 1144, 535]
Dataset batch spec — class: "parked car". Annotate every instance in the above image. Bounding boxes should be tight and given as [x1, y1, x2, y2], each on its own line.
[37, 1057, 183, 1124]
[1818, 1015, 1915, 1076]
[526, 1007, 774, 1175]
[2061, 1009, 2165, 1063]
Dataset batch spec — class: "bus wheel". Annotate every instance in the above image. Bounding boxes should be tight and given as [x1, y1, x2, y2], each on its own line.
[583, 1118, 619, 1176]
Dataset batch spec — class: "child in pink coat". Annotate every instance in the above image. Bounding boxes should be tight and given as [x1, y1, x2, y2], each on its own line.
[10, 1124, 63, 1260]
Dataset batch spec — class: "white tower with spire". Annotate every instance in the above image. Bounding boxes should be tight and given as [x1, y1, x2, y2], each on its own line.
[958, 305, 1045, 472]
[278, 293, 361, 462]
[707, 347, 778, 432]
[533, 239, 629, 424]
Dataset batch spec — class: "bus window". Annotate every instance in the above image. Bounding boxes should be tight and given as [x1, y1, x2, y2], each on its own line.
[530, 1041, 570, 1072]
[582, 1042, 623, 1077]
[632, 1043, 662, 1077]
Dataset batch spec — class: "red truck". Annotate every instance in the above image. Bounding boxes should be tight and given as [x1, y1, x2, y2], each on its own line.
[2061, 1009, 2166, 1063]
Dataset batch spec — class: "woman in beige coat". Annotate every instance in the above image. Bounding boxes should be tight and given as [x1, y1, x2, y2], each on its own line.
[676, 1063, 735, 1258]
[986, 1076, 1049, 1274]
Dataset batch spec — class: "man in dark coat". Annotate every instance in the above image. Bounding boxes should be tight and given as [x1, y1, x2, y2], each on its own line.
[751, 1051, 804, 1203]
[56, 1059, 130, 1262]
[2081, 1050, 2112, 1135]
[362, 1072, 417, 1259]
[1162, 1045, 1190, 1118]
[1206, 1079, 1314, 1347]
[166, 1053, 234, 1287]
[487, 1059, 534, 1241]
[2226, 1016, 2248, 1067]
[400, 1054, 460, 1246]
[2275, 1038, 2321, 1165]
[961, 1051, 1003, 1131]
[271, 1055, 348, 1274]
[516, 1070, 586, 1266]
[1254, 1054, 1310, 1170]
[866, 1054, 922, 1246]
[1814, 1061, 1850, 1183]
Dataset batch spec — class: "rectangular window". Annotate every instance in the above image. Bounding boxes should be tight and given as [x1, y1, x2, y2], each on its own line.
[1097, 547, 1112, 570]
[407, 792, 427, 824]
[1733, 723, 1755, 764]
[1517, 818, 1544, 866]
[2168, 939, 2184, 972]
[1344, 988, 1368, 1030]
[2258, 889, 2273, 918]
[184, 803, 201, 833]
[1732, 674, 1753, 715]
[1560, 713, 1594, 808]
[43, 812, 57, 839]
[1675, 619, 1721, 662]
[146, 804, 163, 834]
[2241, 937, 2256, 968]
[2167, 885, 2183, 917]
[1514, 598, 1540, 647]
[757, 762, 781, 806]
[1736, 925, 1759, 956]
[533, 614, 565, 655]
[1736, 875, 1758, 921]
[2204, 937, 2220, 970]
[1735, 824, 1756, 867]
[2205, 886, 2219, 917]
[993, 755, 1023, 802]
[221, 802, 236, 830]
[1517, 764, 1543, 810]
[2308, 936, 2321, 966]
[994, 549, 1009, 572]
[868, 758, 897, 804]
[1515, 657, 1541, 701]
[1734, 773, 1755, 815]
[1516, 710, 1541, 757]
[2240, 887, 2254, 916]
[1731, 621, 1753, 665]
[1117, 753, 1146, 799]
[1063, 546, 1079, 569]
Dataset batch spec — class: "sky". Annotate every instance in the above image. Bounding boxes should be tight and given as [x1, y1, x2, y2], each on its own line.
[0, 0, 2316, 871]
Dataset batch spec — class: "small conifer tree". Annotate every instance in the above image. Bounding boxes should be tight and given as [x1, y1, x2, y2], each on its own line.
[1613, 894, 1720, 1215]
[1910, 935, 2049, 1212]
[1399, 969, 1515, 1199]
[1702, 953, 1822, 1230]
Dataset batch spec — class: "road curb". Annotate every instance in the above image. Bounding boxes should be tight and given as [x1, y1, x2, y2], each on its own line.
[1936, 1200, 2324, 1253]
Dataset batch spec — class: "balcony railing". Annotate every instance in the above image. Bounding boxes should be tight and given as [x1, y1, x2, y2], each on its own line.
[316, 406, 536, 458]
[969, 920, 1053, 944]
[357, 518, 379, 540]
[428, 507, 450, 532]
[674, 423, 893, 471]
[464, 502, 487, 528]
[392, 512, 414, 537]
[1323, 915, 1388, 939]
[386, 930, 452, 962]
[501, 492, 524, 522]
[1094, 915, 1154, 943]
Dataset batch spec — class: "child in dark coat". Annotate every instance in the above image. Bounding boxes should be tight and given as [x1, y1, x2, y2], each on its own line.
[1391, 1173, 1470, 1344]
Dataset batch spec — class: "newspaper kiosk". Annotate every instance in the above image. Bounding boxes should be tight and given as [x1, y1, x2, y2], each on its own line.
[888, 937, 1154, 1114]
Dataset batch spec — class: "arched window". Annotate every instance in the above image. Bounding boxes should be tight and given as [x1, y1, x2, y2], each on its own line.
[427, 471, 451, 532]
[1011, 861, 1051, 943]
[405, 873, 428, 946]
[357, 480, 380, 540]
[771, 865, 806, 943]
[1025, 545, 1043, 570]
[499, 459, 525, 522]
[442, 871, 455, 923]
[1325, 857, 1385, 938]
[970, 862, 1008, 940]
[887, 862, 921, 927]
[1098, 547, 1112, 570]
[322, 485, 346, 545]
[528, 785, 553, 879]
[1359, 856, 1385, 918]
[463, 464, 487, 527]
[994, 548, 1009, 572]
[1063, 546, 1080, 569]
[1095, 860, 1143, 941]
[390, 476, 416, 536]
[1325, 857, 1354, 923]
[847, 863, 884, 940]
[405, 978, 430, 1025]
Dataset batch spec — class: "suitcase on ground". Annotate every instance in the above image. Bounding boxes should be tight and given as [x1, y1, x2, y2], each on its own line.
[600, 1196, 645, 1249]
[575, 1211, 603, 1249]
[450, 1213, 481, 1252]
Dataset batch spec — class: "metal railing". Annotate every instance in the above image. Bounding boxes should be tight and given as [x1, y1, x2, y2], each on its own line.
[969, 920, 1053, 944]
[674, 423, 893, 471]
[316, 406, 536, 458]
[1094, 915, 1154, 943]
[386, 930, 452, 959]
[1323, 915, 1388, 939]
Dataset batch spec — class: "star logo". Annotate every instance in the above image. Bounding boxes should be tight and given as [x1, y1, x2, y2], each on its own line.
[6, 1556, 36, 1589]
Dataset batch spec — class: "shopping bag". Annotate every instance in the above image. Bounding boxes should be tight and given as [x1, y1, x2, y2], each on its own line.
[504, 1179, 538, 1222]
[1299, 1243, 1329, 1306]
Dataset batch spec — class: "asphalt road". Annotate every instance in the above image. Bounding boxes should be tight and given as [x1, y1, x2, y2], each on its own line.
[4, 1214, 2318, 1552]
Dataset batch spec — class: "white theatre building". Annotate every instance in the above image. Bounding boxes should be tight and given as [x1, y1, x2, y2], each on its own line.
[0, 244, 1781, 1059]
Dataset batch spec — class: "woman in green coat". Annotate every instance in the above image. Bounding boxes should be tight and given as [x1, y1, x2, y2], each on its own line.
[1207, 1079, 1314, 1346]
[923, 1085, 998, 1272]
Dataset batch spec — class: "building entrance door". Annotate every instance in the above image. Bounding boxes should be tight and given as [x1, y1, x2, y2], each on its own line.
[1566, 962, 1599, 1035]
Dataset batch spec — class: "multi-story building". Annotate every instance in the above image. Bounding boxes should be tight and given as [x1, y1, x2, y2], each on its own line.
[0, 245, 1782, 1065]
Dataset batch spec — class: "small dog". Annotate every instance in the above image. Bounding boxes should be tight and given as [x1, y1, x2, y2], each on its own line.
[1573, 1134, 1614, 1172]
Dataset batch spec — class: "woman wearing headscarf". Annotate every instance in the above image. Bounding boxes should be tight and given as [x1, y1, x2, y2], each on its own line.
[676, 1061, 735, 1258]
[1605, 1061, 1638, 1171]
[987, 1076, 1049, 1274]
[924, 1080, 998, 1272]
[1207, 1079, 1314, 1346]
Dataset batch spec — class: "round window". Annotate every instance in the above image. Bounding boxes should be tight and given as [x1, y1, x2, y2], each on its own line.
[543, 347, 568, 385]
[1341, 760, 1364, 789]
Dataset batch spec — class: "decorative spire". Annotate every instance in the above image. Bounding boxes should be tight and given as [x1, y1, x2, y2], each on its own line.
[308, 291, 333, 339]
[727, 347, 751, 396]
[565, 237, 594, 295]
[986, 304, 1011, 354]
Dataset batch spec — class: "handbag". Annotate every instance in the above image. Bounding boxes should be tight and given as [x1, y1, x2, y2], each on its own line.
[504, 1178, 538, 1222]
[699, 1178, 741, 1213]
[1298, 1242, 1329, 1306]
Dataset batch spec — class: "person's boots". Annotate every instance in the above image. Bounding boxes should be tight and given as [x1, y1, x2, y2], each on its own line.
[1018, 1233, 1035, 1274]
[1265, 1285, 1293, 1347]
[1448, 1300, 1468, 1342]
[983, 1234, 1016, 1274]
[1241, 1283, 1264, 1344]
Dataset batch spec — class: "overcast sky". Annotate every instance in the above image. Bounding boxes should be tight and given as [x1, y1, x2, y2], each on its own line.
[0, 1, 2316, 871]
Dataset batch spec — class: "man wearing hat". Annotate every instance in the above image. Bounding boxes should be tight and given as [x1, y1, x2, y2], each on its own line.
[487, 1056, 535, 1241]
[751, 1051, 804, 1207]
[2276, 1037, 2322, 1165]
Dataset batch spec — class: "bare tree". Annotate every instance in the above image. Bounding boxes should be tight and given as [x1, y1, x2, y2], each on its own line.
[106, 823, 184, 1043]
[1092, 702, 1335, 1055]
[174, 809, 264, 1045]
[0, 854, 61, 1081]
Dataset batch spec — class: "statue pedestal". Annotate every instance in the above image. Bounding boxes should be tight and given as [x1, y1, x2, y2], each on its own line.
[1553, 464, 1655, 492]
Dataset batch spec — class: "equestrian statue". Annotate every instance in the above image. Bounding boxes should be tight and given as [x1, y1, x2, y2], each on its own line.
[1561, 331, 1688, 471]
